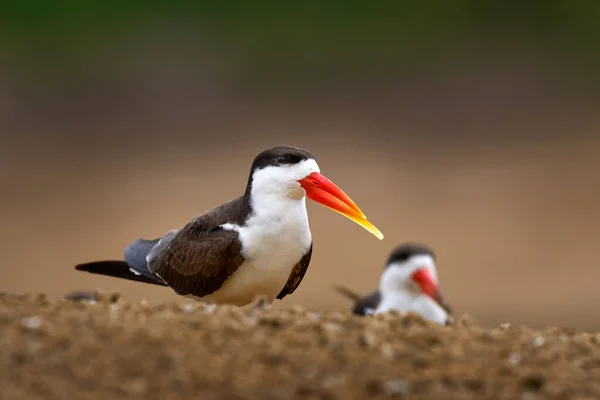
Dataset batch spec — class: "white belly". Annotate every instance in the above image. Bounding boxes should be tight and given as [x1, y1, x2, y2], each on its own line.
[199, 260, 295, 305]
[195, 195, 313, 306]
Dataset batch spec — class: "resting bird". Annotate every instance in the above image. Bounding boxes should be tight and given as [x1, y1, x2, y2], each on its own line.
[335, 243, 453, 325]
[75, 145, 383, 306]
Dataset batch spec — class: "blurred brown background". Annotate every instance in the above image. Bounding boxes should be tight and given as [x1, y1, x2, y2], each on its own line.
[1, 2, 600, 330]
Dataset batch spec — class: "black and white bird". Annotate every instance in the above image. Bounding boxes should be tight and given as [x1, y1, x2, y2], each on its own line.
[335, 243, 453, 325]
[75, 145, 383, 306]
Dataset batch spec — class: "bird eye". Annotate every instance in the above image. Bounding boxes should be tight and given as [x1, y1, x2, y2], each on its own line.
[276, 155, 286, 164]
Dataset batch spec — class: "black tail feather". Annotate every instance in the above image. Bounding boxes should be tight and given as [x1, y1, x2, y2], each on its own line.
[75, 260, 167, 287]
[333, 285, 362, 302]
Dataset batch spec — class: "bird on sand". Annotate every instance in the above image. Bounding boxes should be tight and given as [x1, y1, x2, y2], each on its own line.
[334, 243, 453, 325]
[75, 145, 383, 306]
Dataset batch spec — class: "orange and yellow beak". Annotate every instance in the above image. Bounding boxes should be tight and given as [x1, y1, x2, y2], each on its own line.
[298, 172, 384, 240]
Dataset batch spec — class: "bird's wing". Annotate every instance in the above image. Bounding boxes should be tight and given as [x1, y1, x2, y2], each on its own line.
[352, 290, 382, 316]
[148, 197, 247, 297]
[276, 243, 313, 300]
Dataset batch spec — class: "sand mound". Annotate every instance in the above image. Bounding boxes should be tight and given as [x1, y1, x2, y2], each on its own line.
[1, 291, 599, 400]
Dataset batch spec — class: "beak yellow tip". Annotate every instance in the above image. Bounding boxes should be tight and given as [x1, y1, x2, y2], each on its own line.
[323, 205, 384, 240]
[359, 218, 384, 240]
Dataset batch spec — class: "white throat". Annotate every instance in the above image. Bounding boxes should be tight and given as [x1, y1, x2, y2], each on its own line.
[239, 159, 319, 264]
[250, 158, 320, 201]
[211, 159, 318, 305]
[378, 255, 438, 295]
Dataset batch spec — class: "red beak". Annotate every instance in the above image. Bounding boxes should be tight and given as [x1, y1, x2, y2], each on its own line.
[411, 267, 454, 317]
[411, 267, 441, 301]
[298, 172, 383, 240]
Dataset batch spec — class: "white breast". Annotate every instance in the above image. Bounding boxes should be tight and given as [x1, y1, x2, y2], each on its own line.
[375, 293, 448, 325]
[202, 195, 313, 306]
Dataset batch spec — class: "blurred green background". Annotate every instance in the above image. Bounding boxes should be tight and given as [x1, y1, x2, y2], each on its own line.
[2, 1, 600, 91]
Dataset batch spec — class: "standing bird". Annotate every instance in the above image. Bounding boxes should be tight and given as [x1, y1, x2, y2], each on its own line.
[334, 243, 453, 325]
[75, 145, 383, 306]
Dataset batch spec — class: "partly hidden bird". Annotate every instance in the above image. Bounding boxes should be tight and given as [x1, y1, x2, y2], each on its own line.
[76, 145, 383, 306]
[334, 243, 453, 325]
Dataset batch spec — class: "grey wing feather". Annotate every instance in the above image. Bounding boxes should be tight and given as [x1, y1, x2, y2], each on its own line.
[124, 238, 159, 272]
[123, 229, 179, 282]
